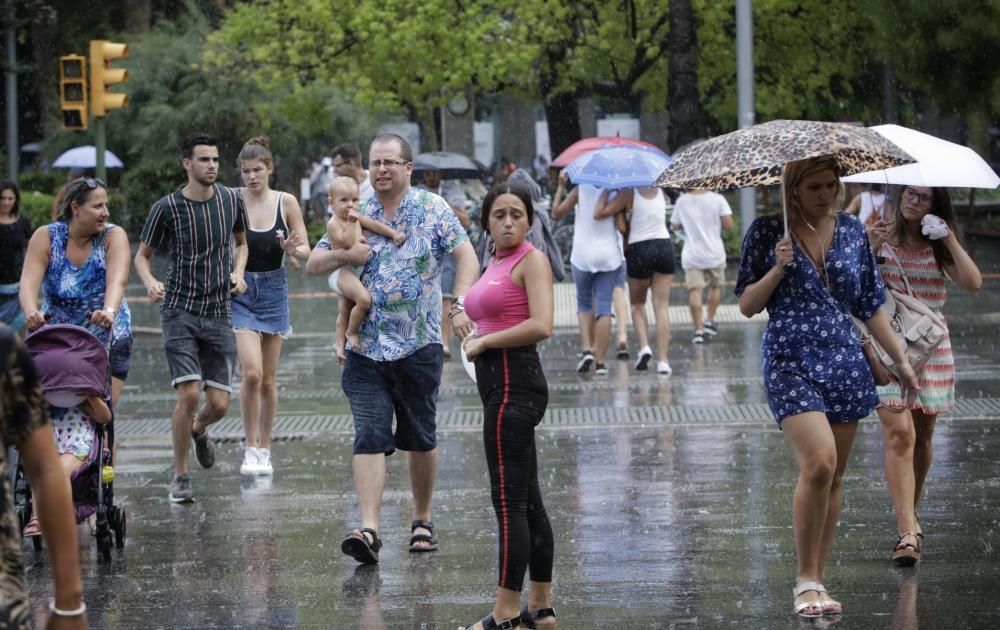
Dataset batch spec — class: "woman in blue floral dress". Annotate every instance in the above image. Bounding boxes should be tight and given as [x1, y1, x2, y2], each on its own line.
[19, 178, 132, 503]
[735, 156, 919, 618]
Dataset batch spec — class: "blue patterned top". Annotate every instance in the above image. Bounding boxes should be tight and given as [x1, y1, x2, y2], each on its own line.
[735, 213, 885, 423]
[345, 187, 468, 361]
[42, 222, 132, 345]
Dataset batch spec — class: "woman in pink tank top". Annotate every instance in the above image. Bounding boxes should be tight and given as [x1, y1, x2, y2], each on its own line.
[460, 185, 556, 630]
[867, 185, 981, 567]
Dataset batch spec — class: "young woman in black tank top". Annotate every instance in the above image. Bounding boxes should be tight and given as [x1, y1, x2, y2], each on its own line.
[232, 137, 311, 477]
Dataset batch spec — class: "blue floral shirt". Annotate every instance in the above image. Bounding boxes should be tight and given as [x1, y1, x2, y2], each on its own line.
[325, 188, 467, 362]
[735, 213, 885, 423]
[42, 222, 132, 345]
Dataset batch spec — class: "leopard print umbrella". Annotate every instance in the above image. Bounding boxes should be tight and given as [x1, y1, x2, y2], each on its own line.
[655, 120, 914, 191]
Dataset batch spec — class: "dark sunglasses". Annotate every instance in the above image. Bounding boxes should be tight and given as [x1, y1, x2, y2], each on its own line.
[84, 177, 107, 189]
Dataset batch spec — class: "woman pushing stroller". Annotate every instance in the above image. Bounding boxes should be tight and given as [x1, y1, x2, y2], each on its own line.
[18, 177, 132, 535]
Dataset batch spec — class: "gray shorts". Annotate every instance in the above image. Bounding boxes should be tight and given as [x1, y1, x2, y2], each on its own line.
[160, 307, 237, 392]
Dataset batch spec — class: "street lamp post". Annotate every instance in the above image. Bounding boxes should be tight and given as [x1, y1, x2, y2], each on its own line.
[737, 0, 755, 235]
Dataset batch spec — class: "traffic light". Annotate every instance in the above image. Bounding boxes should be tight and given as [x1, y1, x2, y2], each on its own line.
[89, 40, 128, 117]
[59, 55, 88, 130]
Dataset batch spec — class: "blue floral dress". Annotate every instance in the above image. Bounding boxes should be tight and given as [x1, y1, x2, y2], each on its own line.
[41, 222, 132, 346]
[735, 213, 885, 426]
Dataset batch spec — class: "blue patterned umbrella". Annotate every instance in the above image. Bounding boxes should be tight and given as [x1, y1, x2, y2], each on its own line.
[566, 145, 671, 189]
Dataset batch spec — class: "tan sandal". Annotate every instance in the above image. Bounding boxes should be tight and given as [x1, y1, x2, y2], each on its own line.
[816, 583, 842, 615]
[792, 581, 824, 618]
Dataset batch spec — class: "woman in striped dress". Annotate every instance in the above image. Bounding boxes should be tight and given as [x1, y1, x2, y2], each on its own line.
[867, 185, 982, 566]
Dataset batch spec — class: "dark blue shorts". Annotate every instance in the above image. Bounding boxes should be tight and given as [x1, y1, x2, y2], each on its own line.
[109, 335, 133, 381]
[341, 344, 443, 455]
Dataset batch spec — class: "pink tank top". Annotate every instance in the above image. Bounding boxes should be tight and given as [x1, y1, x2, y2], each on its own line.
[464, 241, 535, 335]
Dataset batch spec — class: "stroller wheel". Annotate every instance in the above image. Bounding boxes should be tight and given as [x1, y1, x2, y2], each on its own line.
[114, 509, 126, 550]
[97, 529, 112, 562]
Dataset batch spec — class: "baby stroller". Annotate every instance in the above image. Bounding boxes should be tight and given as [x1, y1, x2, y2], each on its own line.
[12, 323, 126, 561]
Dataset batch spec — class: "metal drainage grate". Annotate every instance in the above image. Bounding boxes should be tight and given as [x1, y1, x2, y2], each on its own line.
[115, 397, 1000, 440]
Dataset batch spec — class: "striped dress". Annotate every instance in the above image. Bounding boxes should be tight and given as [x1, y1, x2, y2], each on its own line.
[876, 243, 954, 413]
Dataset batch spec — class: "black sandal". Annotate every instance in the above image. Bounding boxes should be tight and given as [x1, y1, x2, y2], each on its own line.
[341, 527, 382, 564]
[409, 519, 438, 552]
[464, 613, 520, 629]
[519, 606, 556, 628]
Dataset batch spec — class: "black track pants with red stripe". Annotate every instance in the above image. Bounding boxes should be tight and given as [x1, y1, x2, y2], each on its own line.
[475, 345, 554, 591]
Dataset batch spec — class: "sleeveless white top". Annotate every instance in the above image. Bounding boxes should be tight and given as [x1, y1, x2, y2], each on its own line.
[628, 188, 670, 244]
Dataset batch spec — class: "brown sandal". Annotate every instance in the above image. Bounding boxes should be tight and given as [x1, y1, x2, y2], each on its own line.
[892, 531, 921, 566]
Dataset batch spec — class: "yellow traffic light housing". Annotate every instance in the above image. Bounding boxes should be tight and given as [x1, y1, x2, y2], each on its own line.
[89, 40, 129, 117]
[59, 55, 88, 130]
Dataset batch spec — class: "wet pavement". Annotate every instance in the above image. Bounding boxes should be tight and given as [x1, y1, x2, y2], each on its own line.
[22, 265, 1000, 629]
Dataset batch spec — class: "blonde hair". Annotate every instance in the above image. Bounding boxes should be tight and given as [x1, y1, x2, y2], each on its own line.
[329, 176, 359, 195]
[782, 156, 844, 222]
[238, 135, 273, 169]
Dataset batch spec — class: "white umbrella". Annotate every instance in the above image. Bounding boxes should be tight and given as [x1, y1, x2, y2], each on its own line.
[52, 145, 125, 169]
[842, 125, 999, 188]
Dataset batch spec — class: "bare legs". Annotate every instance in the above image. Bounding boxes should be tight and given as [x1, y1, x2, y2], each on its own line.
[237, 331, 284, 450]
[613, 285, 629, 350]
[880, 407, 937, 537]
[576, 312, 611, 364]
[782, 413, 858, 613]
[172, 381, 229, 476]
[349, 449, 438, 547]
[628, 273, 672, 363]
[689, 284, 721, 332]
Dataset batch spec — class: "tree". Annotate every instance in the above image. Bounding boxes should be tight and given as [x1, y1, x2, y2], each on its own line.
[667, 0, 703, 150]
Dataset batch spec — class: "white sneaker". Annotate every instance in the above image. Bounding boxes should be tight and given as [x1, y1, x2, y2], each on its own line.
[656, 361, 673, 375]
[256, 448, 274, 476]
[634, 346, 653, 371]
[240, 447, 260, 476]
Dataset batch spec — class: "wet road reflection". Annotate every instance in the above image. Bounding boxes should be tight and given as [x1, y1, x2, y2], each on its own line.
[18, 271, 1000, 627]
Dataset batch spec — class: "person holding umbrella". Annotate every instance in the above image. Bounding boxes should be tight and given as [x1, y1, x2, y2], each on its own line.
[867, 186, 981, 566]
[735, 156, 920, 618]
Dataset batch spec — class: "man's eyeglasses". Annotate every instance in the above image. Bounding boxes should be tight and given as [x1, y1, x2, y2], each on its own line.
[902, 187, 932, 205]
[83, 177, 107, 189]
[369, 159, 410, 169]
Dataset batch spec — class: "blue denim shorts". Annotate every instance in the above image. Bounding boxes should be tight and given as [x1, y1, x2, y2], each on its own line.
[571, 264, 622, 317]
[341, 344, 443, 455]
[232, 268, 292, 336]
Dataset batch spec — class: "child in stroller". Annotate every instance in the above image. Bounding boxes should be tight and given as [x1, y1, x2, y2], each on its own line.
[16, 323, 125, 560]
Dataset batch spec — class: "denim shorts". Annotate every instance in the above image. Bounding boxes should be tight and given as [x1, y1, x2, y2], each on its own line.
[110, 335, 133, 380]
[161, 307, 237, 392]
[232, 268, 292, 336]
[571, 264, 622, 317]
[341, 344, 443, 455]
[440, 255, 457, 298]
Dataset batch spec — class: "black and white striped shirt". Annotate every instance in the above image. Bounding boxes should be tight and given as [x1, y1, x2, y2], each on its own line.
[140, 185, 247, 318]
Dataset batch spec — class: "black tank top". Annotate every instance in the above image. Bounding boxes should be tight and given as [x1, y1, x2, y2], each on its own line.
[245, 193, 289, 273]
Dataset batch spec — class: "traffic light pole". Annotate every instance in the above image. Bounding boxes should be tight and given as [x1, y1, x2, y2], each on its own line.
[95, 117, 107, 181]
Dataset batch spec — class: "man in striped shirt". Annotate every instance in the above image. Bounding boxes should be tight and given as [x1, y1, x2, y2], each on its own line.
[135, 132, 249, 503]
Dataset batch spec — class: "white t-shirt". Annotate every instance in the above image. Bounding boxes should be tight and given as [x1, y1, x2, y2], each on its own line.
[857, 191, 887, 225]
[359, 171, 374, 204]
[670, 192, 732, 270]
[570, 184, 623, 272]
[628, 188, 670, 244]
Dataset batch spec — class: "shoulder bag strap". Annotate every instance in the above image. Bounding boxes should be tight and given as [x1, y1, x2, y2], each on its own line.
[883, 245, 914, 296]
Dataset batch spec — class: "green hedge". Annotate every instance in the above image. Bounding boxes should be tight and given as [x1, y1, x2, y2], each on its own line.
[18, 191, 55, 228]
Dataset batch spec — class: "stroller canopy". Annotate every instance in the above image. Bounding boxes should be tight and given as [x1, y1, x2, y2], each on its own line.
[24, 324, 110, 406]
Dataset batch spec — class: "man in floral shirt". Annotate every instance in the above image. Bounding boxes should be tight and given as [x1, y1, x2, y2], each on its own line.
[307, 134, 478, 564]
